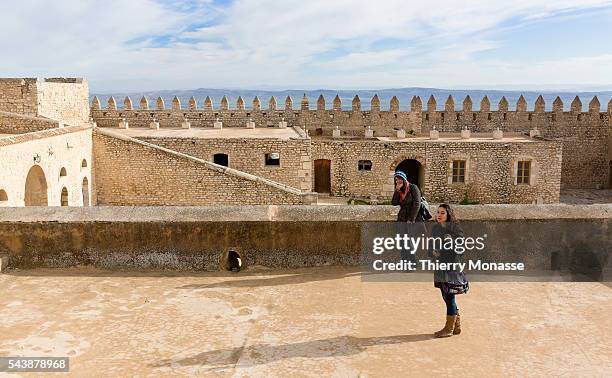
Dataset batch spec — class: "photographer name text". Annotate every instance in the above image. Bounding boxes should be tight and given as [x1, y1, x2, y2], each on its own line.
[372, 259, 525, 272]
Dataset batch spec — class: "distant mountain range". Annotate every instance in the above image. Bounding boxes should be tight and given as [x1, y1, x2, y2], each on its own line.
[91, 87, 612, 111]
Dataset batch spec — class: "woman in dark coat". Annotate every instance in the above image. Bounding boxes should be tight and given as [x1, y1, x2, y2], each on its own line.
[392, 171, 425, 263]
[391, 171, 423, 223]
[430, 203, 469, 337]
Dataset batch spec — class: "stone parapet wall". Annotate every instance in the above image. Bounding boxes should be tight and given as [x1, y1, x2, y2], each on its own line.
[0, 204, 609, 272]
[1, 203, 609, 222]
[0, 111, 59, 134]
[90, 94, 611, 136]
[90, 107, 422, 138]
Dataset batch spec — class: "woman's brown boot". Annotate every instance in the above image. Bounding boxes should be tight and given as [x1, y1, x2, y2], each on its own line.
[453, 313, 461, 335]
[434, 315, 456, 338]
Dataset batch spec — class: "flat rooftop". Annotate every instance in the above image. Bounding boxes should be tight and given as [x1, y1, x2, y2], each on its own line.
[112, 127, 304, 140]
[1, 266, 610, 376]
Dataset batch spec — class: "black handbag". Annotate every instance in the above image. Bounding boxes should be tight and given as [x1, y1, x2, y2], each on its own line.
[409, 184, 432, 221]
[442, 271, 469, 295]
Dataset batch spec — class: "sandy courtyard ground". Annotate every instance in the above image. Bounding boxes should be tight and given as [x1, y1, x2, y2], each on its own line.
[1, 267, 611, 377]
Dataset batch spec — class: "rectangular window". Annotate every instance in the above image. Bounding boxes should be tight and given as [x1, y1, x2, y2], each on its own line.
[213, 153, 228, 167]
[517, 161, 530, 184]
[265, 153, 280, 166]
[358, 160, 372, 171]
[452, 160, 466, 183]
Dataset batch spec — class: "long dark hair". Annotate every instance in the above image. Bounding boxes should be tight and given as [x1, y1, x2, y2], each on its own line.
[438, 203, 457, 223]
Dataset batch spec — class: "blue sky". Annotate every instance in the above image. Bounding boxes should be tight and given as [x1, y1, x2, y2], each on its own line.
[1, 0, 611, 92]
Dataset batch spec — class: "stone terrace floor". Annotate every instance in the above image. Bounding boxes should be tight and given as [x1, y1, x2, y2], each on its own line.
[1, 266, 610, 377]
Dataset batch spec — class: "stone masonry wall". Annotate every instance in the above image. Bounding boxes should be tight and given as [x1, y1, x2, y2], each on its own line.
[36, 78, 90, 127]
[0, 78, 90, 128]
[542, 113, 609, 190]
[1, 205, 609, 273]
[422, 103, 610, 190]
[0, 78, 39, 116]
[91, 94, 611, 189]
[90, 106, 422, 139]
[0, 111, 60, 134]
[312, 138, 562, 204]
[138, 136, 312, 191]
[93, 130, 313, 205]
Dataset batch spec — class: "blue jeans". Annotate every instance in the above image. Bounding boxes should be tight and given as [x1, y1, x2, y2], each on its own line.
[440, 288, 458, 316]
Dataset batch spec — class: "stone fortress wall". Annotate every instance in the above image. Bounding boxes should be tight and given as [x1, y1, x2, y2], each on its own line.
[91, 92, 611, 192]
[0, 77, 610, 207]
[0, 78, 90, 129]
[0, 78, 94, 208]
[0, 78, 316, 207]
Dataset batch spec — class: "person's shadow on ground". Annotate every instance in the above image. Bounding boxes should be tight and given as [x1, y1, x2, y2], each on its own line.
[151, 334, 433, 370]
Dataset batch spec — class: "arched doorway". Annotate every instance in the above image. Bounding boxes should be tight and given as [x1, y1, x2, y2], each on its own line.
[82, 177, 90, 206]
[314, 159, 331, 194]
[395, 159, 424, 189]
[0, 189, 8, 205]
[24, 165, 49, 206]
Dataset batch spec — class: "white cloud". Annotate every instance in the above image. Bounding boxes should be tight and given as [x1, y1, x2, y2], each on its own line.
[0, 0, 611, 91]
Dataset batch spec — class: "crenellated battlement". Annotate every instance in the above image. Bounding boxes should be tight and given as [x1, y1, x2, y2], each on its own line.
[91, 94, 612, 112]
[90, 93, 611, 138]
[90, 93, 609, 114]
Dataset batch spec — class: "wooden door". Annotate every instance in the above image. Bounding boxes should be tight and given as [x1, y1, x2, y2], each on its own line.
[314, 159, 331, 193]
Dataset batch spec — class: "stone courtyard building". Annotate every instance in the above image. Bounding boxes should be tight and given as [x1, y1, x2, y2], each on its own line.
[1, 77, 610, 207]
